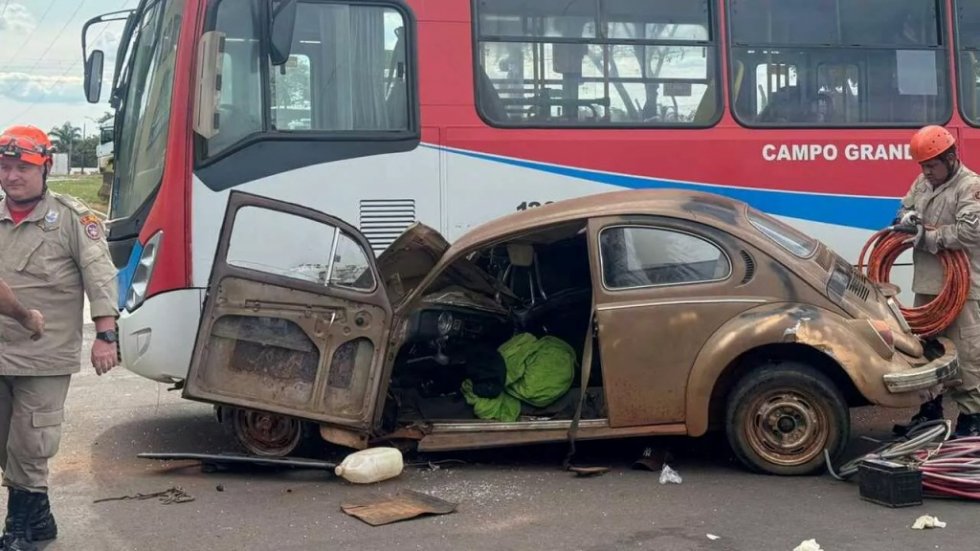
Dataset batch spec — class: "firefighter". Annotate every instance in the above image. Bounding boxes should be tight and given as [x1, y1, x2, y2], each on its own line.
[0, 125, 118, 550]
[894, 125, 980, 438]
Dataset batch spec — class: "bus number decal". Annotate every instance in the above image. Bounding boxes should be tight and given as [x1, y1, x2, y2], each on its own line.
[516, 201, 554, 211]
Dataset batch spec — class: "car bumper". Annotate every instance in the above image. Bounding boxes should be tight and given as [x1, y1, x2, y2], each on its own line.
[883, 337, 960, 393]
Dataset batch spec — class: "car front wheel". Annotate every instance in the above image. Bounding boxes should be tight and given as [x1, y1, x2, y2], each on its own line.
[725, 361, 849, 475]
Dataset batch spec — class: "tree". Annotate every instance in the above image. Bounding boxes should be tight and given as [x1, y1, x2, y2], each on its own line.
[72, 136, 98, 169]
[97, 110, 114, 124]
[48, 122, 82, 168]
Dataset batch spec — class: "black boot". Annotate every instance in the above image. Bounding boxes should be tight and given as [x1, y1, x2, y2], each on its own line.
[893, 395, 945, 436]
[27, 493, 56, 542]
[953, 413, 980, 438]
[0, 488, 38, 551]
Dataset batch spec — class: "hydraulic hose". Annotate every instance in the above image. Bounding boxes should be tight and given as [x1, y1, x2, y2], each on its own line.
[857, 227, 970, 337]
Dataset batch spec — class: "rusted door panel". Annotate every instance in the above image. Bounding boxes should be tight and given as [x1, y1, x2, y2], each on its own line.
[596, 301, 758, 426]
[587, 216, 761, 428]
[183, 191, 393, 431]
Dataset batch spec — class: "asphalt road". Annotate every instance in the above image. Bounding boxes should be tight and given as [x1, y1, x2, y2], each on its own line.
[22, 327, 979, 551]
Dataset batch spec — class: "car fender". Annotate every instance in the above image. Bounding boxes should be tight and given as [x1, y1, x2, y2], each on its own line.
[685, 302, 884, 436]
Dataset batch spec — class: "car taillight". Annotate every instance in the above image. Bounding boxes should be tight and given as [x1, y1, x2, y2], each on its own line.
[125, 231, 163, 312]
[869, 319, 895, 348]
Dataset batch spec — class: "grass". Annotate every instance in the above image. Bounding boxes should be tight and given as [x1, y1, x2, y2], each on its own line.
[47, 174, 110, 217]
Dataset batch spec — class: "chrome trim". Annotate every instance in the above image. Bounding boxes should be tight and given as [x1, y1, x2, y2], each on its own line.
[884, 358, 959, 393]
[597, 298, 766, 312]
[429, 419, 610, 433]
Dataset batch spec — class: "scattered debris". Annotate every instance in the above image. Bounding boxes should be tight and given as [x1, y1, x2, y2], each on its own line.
[792, 539, 823, 551]
[335, 447, 404, 484]
[94, 486, 194, 505]
[137, 452, 337, 471]
[568, 465, 610, 477]
[341, 490, 457, 526]
[706, 534, 720, 541]
[659, 464, 682, 485]
[632, 447, 668, 472]
[911, 515, 947, 530]
[216, 484, 225, 492]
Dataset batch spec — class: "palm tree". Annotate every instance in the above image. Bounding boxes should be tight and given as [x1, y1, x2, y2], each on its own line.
[48, 122, 81, 170]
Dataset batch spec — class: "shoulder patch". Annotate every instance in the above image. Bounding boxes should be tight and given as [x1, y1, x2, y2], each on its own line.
[51, 192, 93, 216]
[84, 220, 103, 240]
[80, 213, 100, 226]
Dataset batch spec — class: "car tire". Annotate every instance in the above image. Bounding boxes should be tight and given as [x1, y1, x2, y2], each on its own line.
[725, 361, 849, 475]
[221, 406, 319, 458]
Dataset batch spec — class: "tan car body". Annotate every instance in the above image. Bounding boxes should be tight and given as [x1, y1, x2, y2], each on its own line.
[183, 189, 959, 462]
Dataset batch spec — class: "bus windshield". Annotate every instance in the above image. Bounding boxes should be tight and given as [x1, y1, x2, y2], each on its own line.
[110, 0, 182, 222]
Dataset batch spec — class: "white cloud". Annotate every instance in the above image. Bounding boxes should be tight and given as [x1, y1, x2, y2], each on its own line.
[0, 3, 36, 34]
[0, 72, 84, 103]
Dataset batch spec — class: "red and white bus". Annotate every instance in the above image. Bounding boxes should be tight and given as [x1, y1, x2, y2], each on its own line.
[82, 0, 980, 385]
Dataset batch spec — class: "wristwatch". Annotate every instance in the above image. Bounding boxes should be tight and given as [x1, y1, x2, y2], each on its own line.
[96, 330, 118, 343]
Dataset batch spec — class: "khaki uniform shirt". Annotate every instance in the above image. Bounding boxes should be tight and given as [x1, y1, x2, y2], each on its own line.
[899, 165, 980, 299]
[0, 192, 118, 376]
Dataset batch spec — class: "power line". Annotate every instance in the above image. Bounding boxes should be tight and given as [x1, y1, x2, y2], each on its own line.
[0, 22, 114, 128]
[0, 0, 138, 126]
[0, 0, 59, 75]
[0, 0, 88, 95]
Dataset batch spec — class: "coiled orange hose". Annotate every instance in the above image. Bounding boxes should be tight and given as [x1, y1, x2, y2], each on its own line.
[857, 227, 970, 337]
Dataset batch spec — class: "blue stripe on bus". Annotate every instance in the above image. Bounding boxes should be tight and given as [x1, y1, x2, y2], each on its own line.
[438, 146, 900, 231]
[117, 242, 143, 310]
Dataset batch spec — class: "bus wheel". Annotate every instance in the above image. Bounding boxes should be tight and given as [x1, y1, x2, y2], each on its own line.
[725, 362, 849, 476]
[223, 407, 314, 457]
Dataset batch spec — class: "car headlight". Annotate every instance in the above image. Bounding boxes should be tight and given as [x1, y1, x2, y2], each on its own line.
[437, 311, 454, 336]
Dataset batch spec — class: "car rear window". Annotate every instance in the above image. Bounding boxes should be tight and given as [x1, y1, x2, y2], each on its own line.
[747, 208, 818, 258]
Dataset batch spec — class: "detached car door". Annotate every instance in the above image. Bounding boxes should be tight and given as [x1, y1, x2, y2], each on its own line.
[183, 191, 392, 433]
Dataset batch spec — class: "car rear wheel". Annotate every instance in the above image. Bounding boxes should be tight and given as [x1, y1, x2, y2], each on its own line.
[725, 362, 849, 475]
[222, 407, 318, 458]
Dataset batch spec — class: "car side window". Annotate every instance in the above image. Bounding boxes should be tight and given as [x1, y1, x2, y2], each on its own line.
[599, 226, 730, 289]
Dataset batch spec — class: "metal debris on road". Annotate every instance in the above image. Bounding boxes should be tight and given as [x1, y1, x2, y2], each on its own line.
[137, 452, 337, 471]
[94, 486, 195, 505]
[911, 515, 947, 530]
[341, 490, 457, 526]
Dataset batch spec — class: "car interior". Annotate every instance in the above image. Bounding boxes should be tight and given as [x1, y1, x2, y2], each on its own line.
[382, 221, 606, 428]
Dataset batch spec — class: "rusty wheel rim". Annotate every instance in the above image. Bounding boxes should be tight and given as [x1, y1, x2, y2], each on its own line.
[743, 389, 829, 467]
[233, 409, 302, 457]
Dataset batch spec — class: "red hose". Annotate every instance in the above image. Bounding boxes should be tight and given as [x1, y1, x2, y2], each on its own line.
[857, 228, 970, 337]
[914, 437, 980, 500]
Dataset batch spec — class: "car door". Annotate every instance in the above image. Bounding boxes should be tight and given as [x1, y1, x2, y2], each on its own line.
[589, 215, 760, 428]
[183, 191, 392, 433]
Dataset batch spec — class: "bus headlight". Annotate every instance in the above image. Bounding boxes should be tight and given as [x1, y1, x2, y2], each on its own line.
[125, 231, 163, 312]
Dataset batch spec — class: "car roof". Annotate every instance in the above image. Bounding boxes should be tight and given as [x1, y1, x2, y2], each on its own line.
[448, 189, 750, 254]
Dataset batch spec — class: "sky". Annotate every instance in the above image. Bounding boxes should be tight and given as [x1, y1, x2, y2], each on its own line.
[0, 0, 135, 136]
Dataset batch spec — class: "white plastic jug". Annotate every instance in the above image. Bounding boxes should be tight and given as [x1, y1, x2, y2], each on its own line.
[334, 447, 404, 484]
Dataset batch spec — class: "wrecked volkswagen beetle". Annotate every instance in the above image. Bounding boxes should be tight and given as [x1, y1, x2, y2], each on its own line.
[183, 189, 959, 475]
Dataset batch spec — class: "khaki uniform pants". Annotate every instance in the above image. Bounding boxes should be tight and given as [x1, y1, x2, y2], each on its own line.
[916, 296, 980, 415]
[0, 375, 70, 493]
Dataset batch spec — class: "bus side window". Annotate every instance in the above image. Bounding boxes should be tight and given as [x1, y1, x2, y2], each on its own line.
[474, 0, 720, 127]
[729, 0, 950, 127]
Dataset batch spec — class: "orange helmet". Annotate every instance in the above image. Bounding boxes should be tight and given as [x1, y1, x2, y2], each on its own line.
[0, 125, 54, 167]
[910, 125, 956, 163]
